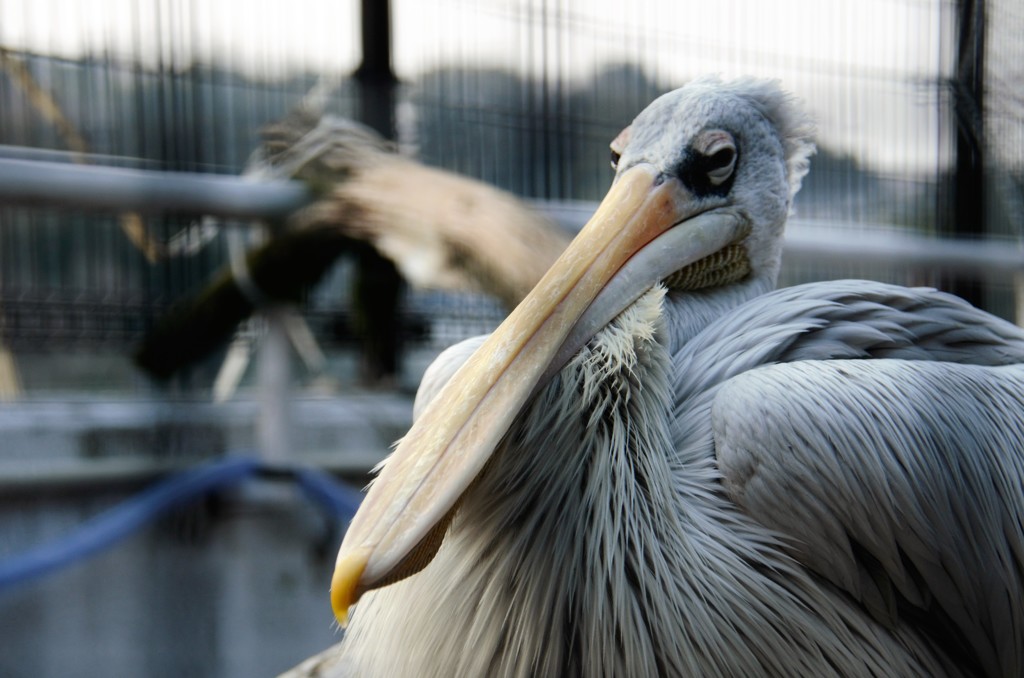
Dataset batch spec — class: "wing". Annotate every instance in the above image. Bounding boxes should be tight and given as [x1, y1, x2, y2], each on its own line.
[712, 358, 1024, 677]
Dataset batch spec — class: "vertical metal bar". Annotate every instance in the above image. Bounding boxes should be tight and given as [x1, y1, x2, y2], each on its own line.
[947, 0, 986, 306]
[257, 306, 292, 463]
[353, 0, 404, 385]
[354, 0, 396, 136]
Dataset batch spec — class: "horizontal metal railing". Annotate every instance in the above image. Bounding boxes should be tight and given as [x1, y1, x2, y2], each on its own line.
[0, 155, 311, 220]
[0, 152, 1020, 276]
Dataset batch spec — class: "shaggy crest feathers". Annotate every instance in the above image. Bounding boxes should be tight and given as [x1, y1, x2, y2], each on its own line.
[686, 75, 816, 202]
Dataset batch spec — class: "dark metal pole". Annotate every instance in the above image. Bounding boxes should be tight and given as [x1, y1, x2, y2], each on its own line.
[352, 0, 404, 385]
[947, 0, 986, 306]
[355, 0, 397, 133]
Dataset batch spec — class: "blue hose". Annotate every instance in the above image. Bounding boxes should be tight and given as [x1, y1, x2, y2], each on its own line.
[294, 466, 365, 518]
[0, 455, 362, 593]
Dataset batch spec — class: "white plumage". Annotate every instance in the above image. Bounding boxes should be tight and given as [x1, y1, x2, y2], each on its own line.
[288, 76, 1024, 677]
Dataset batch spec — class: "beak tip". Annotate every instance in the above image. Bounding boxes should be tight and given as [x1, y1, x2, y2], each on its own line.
[331, 547, 372, 627]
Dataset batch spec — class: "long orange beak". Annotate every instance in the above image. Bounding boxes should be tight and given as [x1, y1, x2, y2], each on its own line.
[330, 164, 745, 624]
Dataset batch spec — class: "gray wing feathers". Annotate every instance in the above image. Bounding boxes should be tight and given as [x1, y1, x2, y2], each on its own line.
[668, 280, 1024, 675]
[712, 359, 1024, 677]
[673, 281, 1024, 419]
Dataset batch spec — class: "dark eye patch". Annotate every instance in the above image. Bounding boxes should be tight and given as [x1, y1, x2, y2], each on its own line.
[674, 145, 739, 198]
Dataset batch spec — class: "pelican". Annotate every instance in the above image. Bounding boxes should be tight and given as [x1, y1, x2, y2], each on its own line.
[307, 76, 1024, 676]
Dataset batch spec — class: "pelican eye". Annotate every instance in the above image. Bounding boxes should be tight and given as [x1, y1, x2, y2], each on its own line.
[705, 146, 736, 185]
[610, 149, 621, 171]
[678, 131, 738, 196]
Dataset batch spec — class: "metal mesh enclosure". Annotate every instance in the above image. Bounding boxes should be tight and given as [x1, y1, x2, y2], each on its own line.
[2, 4, 1024, 677]
[0, 0, 1020, 392]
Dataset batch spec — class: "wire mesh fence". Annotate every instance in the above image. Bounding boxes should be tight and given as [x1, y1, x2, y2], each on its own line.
[0, 0, 1020, 393]
[1, 3, 1023, 676]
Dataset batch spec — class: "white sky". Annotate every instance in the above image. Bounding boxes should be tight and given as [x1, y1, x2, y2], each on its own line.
[0, 0, 953, 172]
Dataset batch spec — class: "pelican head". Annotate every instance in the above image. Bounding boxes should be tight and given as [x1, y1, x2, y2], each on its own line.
[330, 76, 815, 621]
[612, 76, 814, 285]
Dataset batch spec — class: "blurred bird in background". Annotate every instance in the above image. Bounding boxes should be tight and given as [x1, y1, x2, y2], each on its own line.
[134, 85, 571, 384]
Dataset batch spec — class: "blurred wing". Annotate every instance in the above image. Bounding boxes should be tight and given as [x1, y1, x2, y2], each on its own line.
[712, 358, 1024, 676]
[269, 114, 572, 310]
